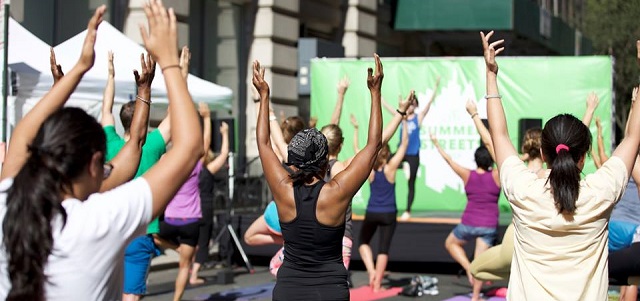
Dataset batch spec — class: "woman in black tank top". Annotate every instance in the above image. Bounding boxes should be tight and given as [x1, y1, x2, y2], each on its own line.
[253, 54, 385, 300]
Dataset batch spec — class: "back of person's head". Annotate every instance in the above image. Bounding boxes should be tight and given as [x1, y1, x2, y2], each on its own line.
[286, 128, 329, 183]
[119, 100, 136, 133]
[474, 145, 493, 171]
[522, 128, 542, 160]
[320, 124, 344, 156]
[541, 114, 591, 215]
[373, 144, 391, 170]
[3, 107, 106, 301]
[281, 116, 306, 144]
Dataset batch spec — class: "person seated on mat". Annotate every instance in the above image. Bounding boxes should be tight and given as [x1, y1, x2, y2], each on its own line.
[482, 31, 640, 301]
[253, 51, 383, 300]
[356, 114, 409, 293]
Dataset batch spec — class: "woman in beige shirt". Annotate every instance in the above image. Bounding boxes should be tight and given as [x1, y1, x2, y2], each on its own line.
[481, 31, 640, 301]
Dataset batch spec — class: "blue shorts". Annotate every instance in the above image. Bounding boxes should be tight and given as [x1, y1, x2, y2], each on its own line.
[123, 235, 162, 295]
[609, 220, 640, 252]
[452, 224, 497, 246]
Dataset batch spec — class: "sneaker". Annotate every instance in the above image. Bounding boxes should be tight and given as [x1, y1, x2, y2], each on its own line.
[400, 212, 411, 221]
[418, 275, 438, 288]
[421, 285, 439, 296]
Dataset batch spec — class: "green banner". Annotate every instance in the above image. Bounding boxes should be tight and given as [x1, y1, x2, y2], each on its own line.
[310, 57, 613, 215]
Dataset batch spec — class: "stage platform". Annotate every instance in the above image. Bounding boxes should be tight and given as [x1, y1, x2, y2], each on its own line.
[229, 211, 512, 266]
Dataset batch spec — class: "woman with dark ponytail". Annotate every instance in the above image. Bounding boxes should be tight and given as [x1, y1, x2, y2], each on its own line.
[482, 32, 640, 301]
[254, 53, 383, 300]
[0, 1, 204, 300]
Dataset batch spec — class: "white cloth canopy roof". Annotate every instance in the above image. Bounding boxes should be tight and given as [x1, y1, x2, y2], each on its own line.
[53, 21, 232, 109]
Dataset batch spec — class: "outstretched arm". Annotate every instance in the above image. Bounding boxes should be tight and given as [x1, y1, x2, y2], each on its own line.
[466, 98, 495, 161]
[351, 114, 360, 153]
[382, 91, 413, 144]
[206, 122, 230, 174]
[330, 76, 349, 125]
[595, 117, 609, 164]
[381, 96, 396, 115]
[330, 54, 384, 202]
[2, 7, 106, 181]
[386, 121, 409, 172]
[100, 51, 116, 127]
[254, 61, 291, 205]
[431, 133, 471, 183]
[582, 92, 599, 127]
[269, 108, 288, 162]
[140, 1, 203, 218]
[481, 31, 516, 171]
[100, 53, 155, 191]
[199, 102, 212, 162]
[418, 77, 440, 125]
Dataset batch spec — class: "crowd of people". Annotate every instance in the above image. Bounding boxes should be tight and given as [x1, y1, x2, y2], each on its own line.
[0, 2, 639, 301]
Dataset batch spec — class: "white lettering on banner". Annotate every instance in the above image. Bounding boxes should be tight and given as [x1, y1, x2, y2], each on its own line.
[419, 71, 487, 194]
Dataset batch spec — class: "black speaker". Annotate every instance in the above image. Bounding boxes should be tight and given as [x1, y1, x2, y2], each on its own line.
[518, 118, 543, 151]
[212, 118, 236, 153]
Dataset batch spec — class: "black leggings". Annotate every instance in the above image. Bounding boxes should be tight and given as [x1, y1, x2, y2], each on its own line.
[609, 242, 640, 285]
[404, 155, 419, 212]
[195, 198, 214, 264]
[359, 211, 397, 255]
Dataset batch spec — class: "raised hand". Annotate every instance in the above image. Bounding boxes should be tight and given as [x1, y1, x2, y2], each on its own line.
[139, 0, 178, 67]
[350, 114, 358, 128]
[50, 48, 64, 85]
[429, 132, 439, 145]
[107, 51, 114, 77]
[596, 117, 602, 131]
[399, 90, 414, 114]
[337, 76, 350, 95]
[198, 102, 210, 118]
[586, 92, 599, 111]
[633, 86, 639, 103]
[366, 54, 383, 92]
[466, 99, 478, 116]
[252, 60, 270, 97]
[480, 31, 504, 74]
[133, 53, 156, 89]
[179, 46, 191, 79]
[78, 6, 106, 72]
[220, 121, 229, 135]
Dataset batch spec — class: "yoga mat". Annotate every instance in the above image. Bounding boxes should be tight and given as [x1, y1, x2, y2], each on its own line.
[193, 282, 275, 301]
[349, 286, 403, 301]
[441, 296, 506, 301]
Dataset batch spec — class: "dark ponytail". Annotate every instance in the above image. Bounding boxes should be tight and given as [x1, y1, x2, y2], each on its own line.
[541, 114, 591, 215]
[3, 108, 105, 300]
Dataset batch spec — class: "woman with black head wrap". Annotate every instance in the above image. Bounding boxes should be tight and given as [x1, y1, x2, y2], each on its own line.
[253, 54, 384, 300]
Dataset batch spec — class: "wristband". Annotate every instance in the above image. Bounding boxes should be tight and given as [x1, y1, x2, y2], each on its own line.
[136, 95, 151, 105]
[484, 94, 502, 99]
[470, 112, 478, 119]
[161, 64, 181, 72]
[396, 109, 407, 116]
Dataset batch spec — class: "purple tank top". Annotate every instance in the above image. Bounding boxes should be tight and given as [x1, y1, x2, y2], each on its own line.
[461, 170, 500, 227]
[165, 163, 203, 218]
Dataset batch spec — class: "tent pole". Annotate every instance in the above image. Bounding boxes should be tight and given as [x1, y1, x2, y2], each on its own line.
[1, 0, 9, 143]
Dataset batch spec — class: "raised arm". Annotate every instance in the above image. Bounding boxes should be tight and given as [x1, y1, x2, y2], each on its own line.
[610, 42, 640, 173]
[50, 48, 64, 86]
[386, 121, 409, 172]
[179, 46, 190, 80]
[254, 61, 291, 203]
[431, 133, 471, 183]
[140, 0, 203, 218]
[595, 117, 609, 164]
[269, 108, 289, 162]
[330, 54, 384, 200]
[418, 77, 440, 125]
[1, 7, 105, 181]
[199, 102, 211, 162]
[100, 53, 155, 191]
[582, 92, 599, 127]
[482, 31, 516, 170]
[100, 51, 116, 126]
[206, 122, 230, 174]
[351, 114, 360, 153]
[382, 91, 412, 144]
[466, 98, 495, 161]
[330, 76, 349, 125]
[381, 96, 396, 115]
[625, 86, 638, 137]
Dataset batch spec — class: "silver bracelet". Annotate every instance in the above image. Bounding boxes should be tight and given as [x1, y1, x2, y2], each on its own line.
[136, 95, 151, 105]
[484, 94, 502, 99]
